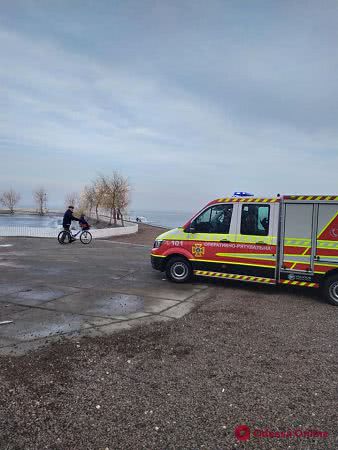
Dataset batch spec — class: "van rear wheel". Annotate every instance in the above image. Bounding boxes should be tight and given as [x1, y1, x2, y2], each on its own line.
[323, 275, 338, 306]
[166, 256, 192, 283]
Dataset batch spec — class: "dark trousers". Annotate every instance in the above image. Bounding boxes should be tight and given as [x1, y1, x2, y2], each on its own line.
[60, 226, 71, 243]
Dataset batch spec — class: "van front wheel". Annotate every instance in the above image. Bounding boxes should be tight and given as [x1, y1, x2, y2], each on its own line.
[166, 256, 192, 283]
[323, 275, 338, 306]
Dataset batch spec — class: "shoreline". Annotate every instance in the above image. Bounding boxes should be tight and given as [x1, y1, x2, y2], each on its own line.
[105, 222, 169, 246]
[0, 208, 61, 216]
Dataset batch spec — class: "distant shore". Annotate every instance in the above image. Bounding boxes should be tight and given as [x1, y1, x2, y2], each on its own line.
[0, 208, 61, 216]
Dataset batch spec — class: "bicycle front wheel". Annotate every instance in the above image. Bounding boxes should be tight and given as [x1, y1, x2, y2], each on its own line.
[80, 230, 92, 244]
[58, 230, 71, 244]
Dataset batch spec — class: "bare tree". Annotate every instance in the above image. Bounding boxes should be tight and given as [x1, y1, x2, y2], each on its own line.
[33, 187, 47, 215]
[80, 185, 96, 216]
[101, 172, 130, 226]
[100, 175, 116, 225]
[79, 173, 130, 225]
[115, 175, 130, 227]
[65, 192, 79, 209]
[79, 178, 107, 222]
[93, 176, 106, 223]
[0, 189, 21, 214]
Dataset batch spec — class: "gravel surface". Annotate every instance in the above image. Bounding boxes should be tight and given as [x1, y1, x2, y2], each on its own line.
[0, 280, 336, 449]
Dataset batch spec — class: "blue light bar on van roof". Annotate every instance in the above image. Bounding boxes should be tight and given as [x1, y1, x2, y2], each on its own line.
[233, 192, 254, 197]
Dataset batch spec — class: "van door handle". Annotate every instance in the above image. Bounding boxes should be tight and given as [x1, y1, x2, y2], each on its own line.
[221, 239, 232, 243]
[256, 241, 268, 245]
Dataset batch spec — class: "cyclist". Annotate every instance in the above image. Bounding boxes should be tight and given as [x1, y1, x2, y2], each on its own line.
[62, 205, 79, 243]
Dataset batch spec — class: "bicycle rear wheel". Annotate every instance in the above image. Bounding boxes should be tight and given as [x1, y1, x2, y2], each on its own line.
[80, 230, 92, 244]
[58, 230, 71, 244]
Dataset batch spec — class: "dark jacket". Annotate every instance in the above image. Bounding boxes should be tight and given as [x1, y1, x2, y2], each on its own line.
[63, 209, 79, 228]
[79, 217, 90, 229]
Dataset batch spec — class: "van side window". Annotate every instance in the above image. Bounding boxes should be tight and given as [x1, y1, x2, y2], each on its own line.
[193, 204, 233, 233]
[240, 204, 270, 236]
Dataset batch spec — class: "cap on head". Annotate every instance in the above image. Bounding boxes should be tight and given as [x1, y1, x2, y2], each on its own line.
[68, 205, 74, 210]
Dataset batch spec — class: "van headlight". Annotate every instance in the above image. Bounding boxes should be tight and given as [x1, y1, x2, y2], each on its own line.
[153, 240, 164, 248]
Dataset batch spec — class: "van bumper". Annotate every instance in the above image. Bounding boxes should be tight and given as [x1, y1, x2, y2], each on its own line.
[151, 255, 166, 271]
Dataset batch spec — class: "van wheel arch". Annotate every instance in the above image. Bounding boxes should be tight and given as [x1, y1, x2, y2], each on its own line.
[165, 255, 192, 283]
[321, 270, 338, 306]
[322, 268, 338, 280]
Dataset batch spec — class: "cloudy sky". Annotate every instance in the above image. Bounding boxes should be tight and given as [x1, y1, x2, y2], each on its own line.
[1, 0, 337, 211]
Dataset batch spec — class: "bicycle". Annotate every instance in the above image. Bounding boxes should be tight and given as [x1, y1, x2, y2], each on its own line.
[57, 227, 92, 245]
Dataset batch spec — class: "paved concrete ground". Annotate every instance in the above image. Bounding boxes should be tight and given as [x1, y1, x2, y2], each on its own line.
[0, 237, 209, 355]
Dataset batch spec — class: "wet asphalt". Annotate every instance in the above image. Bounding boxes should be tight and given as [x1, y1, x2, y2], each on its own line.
[0, 237, 209, 355]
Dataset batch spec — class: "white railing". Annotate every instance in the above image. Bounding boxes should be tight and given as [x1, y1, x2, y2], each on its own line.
[0, 224, 138, 238]
[91, 224, 138, 238]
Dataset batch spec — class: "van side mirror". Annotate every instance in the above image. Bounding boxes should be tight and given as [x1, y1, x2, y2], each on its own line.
[185, 223, 196, 233]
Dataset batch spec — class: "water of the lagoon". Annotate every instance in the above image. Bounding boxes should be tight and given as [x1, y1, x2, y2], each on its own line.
[0, 214, 62, 228]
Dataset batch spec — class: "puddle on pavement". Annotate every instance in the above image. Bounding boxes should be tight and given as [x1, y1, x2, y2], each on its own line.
[15, 288, 65, 301]
[94, 293, 144, 316]
[0, 294, 144, 345]
[0, 283, 29, 295]
[31, 322, 80, 338]
[0, 262, 27, 268]
[39, 267, 67, 275]
[1, 317, 83, 340]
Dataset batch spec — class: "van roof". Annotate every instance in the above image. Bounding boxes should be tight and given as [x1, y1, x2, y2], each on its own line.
[208, 195, 338, 206]
[208, 196, 280, 205]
